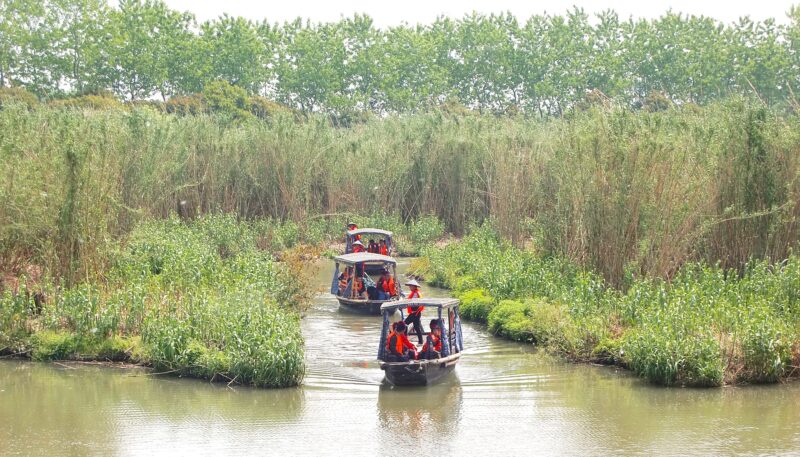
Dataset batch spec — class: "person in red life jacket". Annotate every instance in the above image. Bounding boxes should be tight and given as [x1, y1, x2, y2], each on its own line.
[403, 279, 424, 344]
[376, 269, 396, 300]
[368, 239, 378, 253]
[385, 321, 417, 362]
[352, 240, 366, 253]
[420, 319, 443, 359]
[378, 239, 388, 256]
[347, 223, 360, 242]
[353, 276, 366, 298]
[406, 279, 421, 299]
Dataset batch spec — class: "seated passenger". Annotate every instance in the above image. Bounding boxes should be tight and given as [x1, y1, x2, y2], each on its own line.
[368, 239, 378, 253]
[352, 240, 366, 253]
[385, 321, 417, 362]
[337, 268, 351, 295]
[376, 269, 396, 300]
[353, 276, 365, 298]
[420, 320, 443, 360]
[378, 239, 388, 256]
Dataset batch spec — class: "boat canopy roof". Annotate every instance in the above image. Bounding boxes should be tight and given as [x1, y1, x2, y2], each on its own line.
[380, 298, 459, 312]
[333, 252, 397, 265]
[347, 228, 393, 237]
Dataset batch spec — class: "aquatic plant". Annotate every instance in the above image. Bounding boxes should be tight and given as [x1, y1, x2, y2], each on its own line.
[416, 229, 800, 386]
[0, 216, 307, 388]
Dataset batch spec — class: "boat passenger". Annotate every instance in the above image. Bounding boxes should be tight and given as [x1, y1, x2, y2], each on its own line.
[347, 223, 360, 241]
[386, 321, 417, 362]
[420, 320, 442, 360]
[404, 279, 424, 344]
[368, 239, 378, 253]
[352, 240, 366, 253]
[378, 239, 388, 255]
[376, 269, 396, 300]
[353, 276, 366, 298]
[337, 268, 351, 295]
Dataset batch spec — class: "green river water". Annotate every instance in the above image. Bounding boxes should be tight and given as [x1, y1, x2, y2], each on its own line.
[1, 259, 799, 456]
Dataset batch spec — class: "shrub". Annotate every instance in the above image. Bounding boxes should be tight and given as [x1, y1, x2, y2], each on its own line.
[165, 94, 206, 115]
[457, 288, 495, 322]
[29, 331, 79, 361]
[203, 80, 251, 120]
[0, 86, 39, 109]
[49, 93, 123, 110]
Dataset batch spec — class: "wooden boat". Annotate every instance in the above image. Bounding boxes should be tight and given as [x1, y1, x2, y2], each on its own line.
[344, 228, 395, 274]
[331, 252, 402, 315]
[378, 298, 464, 386]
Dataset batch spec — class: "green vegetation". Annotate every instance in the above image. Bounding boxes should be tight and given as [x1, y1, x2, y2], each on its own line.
[2, 1, 800, 115]
[3, 100, 799, 288]
[412, 226, 800, 386]
[0, 215, 306, 388]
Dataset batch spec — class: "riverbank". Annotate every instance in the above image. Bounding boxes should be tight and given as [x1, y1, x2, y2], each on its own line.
[410, 226, 800, 387]
[0, 216, 307, 388]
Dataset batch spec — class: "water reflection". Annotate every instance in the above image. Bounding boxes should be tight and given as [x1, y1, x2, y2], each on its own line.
[377, 380, 463, 438]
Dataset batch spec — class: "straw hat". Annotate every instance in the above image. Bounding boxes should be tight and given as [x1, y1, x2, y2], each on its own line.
[352, 240, 364, 246]
[404, 279, 421, 288]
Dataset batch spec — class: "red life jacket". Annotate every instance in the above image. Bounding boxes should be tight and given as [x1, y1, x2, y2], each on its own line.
[422, 333, 441, 353]
[386, 331, 414, 355]
[379, 245, 388, 255]
[407, 289, 422, 315]
[378, 276, 396, 296]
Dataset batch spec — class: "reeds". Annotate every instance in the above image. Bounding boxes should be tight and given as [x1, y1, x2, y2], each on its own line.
[3, 98, 799, 287]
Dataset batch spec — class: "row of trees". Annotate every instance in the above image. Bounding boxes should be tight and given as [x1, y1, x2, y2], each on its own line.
[2, 0, 800, 115]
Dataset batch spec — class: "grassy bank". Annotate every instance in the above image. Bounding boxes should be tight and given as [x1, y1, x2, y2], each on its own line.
[3, 100, 800, 288]
[0, 215, 307, 388]
[412, 226, 800, 387]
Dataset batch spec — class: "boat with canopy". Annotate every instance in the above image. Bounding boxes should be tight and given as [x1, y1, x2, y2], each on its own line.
[378, 298, 464, 386]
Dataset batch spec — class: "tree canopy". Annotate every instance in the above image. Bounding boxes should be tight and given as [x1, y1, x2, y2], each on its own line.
[1, 0, 800, 114]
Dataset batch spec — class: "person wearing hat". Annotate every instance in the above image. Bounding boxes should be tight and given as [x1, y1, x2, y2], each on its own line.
[352, 240, 366, 253]
[420, 319, 443, 360]
[385, 321, 417, 362]
[347, 223, 360, 241]
[404, 279, 425, 344]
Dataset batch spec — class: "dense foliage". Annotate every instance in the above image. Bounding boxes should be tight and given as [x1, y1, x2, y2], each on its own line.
[1, 1, 800, 114]
[0, 215, 306, 387]
[2, 100, 798, 287]
[413, 226, 800, 386]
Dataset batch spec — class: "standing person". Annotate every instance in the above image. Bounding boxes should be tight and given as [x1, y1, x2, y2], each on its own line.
[406, 279, 422, 299]
[404, 279, 424, 344]
[347, 223, 360, 241]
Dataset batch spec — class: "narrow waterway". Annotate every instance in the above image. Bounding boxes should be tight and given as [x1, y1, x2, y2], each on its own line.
[1, 258, 799, 456]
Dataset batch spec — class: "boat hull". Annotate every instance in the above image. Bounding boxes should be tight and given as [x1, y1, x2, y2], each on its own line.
[336, 297, 388, 315]
[380, 354, 460, 386]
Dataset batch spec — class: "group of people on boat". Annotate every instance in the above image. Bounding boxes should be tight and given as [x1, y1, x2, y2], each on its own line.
[337, 267, 405, 300]
[385, 319, 442, 362]
[351, 239, 389, 255]
[383, 280, 443, 362]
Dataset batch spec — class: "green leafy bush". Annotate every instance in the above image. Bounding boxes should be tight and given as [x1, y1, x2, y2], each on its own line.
[457, 288, 495, 322]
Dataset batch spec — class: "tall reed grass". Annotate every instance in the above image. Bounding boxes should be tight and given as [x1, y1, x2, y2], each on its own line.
[2, 98, 799, 287]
